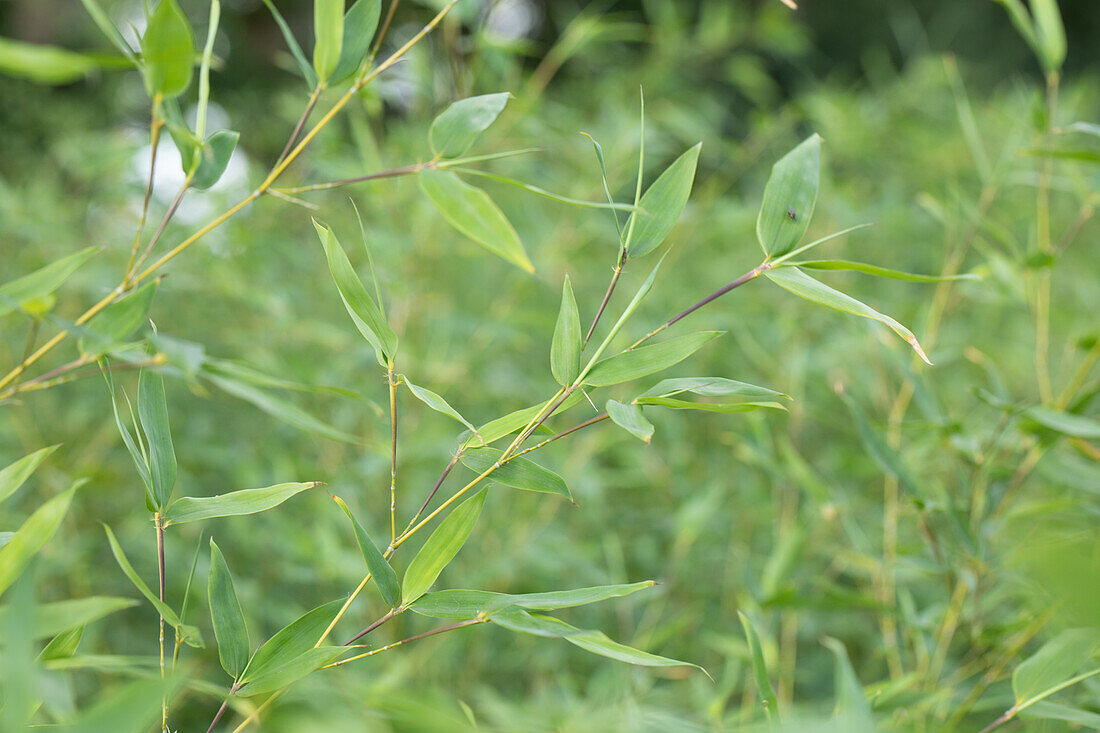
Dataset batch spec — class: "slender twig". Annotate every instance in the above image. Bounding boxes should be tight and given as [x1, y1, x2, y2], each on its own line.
[584, 253, 625, 348]
[270, 162, 429, 195]
[206, 682, 239, 733]
[371, 0, 402, 60]
[131, 181, 190, 278]
[277, 87, 321, 165]
[978, 708, 1017, 733]
[156, 512, 168, 731]
[388, 367, 398, 546]
[344, 607, 399, 646]
[10, 357, 166, 396]
[328, 617, 487, 669]
[405, 453, 460, 534]
[126, 100, 164, 278]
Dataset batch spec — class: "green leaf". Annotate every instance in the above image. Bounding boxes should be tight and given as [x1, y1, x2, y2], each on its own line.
[757, 134, 821, 257]
[79, 0, 138, 61]
[841, 394, 925, 504]
[0, 481, 81, 598]
[238, 598, 345, 692]
[79, 280, 158, 357]
[331, 0, 381, 83]
[584, 332, 722, 387]
[1013, 628, 1100, 706]
[402, 489, 487, 605]
[430, 93, 510, 158]
[163, 482, 318, 527]
[312, 0, 344, 83]
[409, 581, 658, 619]
[313, 218, 398, 365]
[624, 143, 702, 257]
[1029, 0, 1066, 72]
[443, 168, 640, 212]
[459, 392, 586, 450]
[606, 400, 653, 443]
[1023, 405, 1100, 439]
[0, 246, 98, 318]
[57, 676, 181, 733]
[638, 377, 789, 402]
[739, 611, 780, 721]
[260, 0, 317, 87]
[208, 539, 249, 678]
[1019, 701, 1100, 728]
[580, 253, 668, 375]
[765, 266, 931, 364]
[189, 130, 239, 189]
[39, 625, 84, 661]
[492, 607, 705, 673]
[238, 646, 343, 696]
[204, 373, 359, 444]
[331, 496, 401, 608]
[101, 524, 204, 648]
[794, 260, 981, 283]
[0, 596, 138, 641]
[142, 0, 194, 99]
[419, 168, 534, 273]
[0, 38, 101, 85]
[460, 448, 571, 500]
[551, 276, 582, 386]
[822, 636, 873, 723]
[635, 398, 785, 414]
[0, 445, 58, 505]
[402, 375, 481, 440]
[137, 370, 177, 508]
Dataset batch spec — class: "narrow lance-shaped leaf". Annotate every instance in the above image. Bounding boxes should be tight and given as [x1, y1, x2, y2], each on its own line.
[1029, 0, 1066, 73]
[330, 0, 381, 83]
[822, 636, 873, 724]
[0, 481, 81, 597]
[0, 445, 59, 505]
[757, 134, 821, 257]
[331, 496, 401, 608]
[237, 598, 346, 695]
[101, 525, 204, 648]
[402, 489, 487, 605]
[137, 370, 177, 508]
[312, 0, 344, 83]
[163, 482, 319, 527]
[103, 371, 153, 508]
[409, 581, 658, 619]
[313, 219, 398, 366]
[0, 596, 137, 641]
[625, 143, 702, 258]
[765, 266, 931, 364]
[39, 625, 84, 661]
[79, 0, 138, 61]
[460, 448, 571, 500]
[551, 276, 581, 385]
[1022, 405, 1100, 440]
[793, 260, 981, 283]
[259, 0, 317, 87]
[79, 280, 159, 357]
[402, 375, 482, 442]
[1013, 628, 1100, 707]
[430, 93, 510, 158]
[459, 392, 586, 450]
[491, 607, 707, 675]
[638, 377, 789, 402]
[208, 539, 249, 678]
[142, 0, 194, 99]
[0, 246, 99, 318]
[0, 39, 102, 85]
[739, 611, 780, 721]
[419, 169, 534, 273]
[606, 400, 653, 443]
[584, 331, 723, 387]
[190, 130, 239, 190]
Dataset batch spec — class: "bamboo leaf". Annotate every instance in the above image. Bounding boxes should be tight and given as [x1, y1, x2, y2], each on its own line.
[141, 0, 194, 99]
[190, 130, 239, 190]
[624, 143, 702, 258]
[794, 260, 981, 283]
[584, 332, 722, 387]
[0, 38, 103, 85]
[444, 168, 639, 212]
[57, 677, 181, 733]
[460, 448, 571, 500]
[638, 377, 789, 402]
[78, 0, 138, 61]
[79, 280, 158, 357]
[1019, 701, 1100, 727]
[0, 482, 81, 597]
[312, 0, 344, 83]
[606, 399, 653, 443]
[0, 246, 99, 318]
[459, 392, 586, 450]
[204, 373, 359, 444]
[313, 218, 398, 365]
[402, 489, 487, 605]
[429, 93, 510, 158]
[757, 134, 821, 257]
[1029, 0, 1066, 73]
[1022, 405, 1100, 439]
[402, 376, 481, 440]
[237, 646, 343, 696]
[1013, 628, 1100, 706]
[137, 369, 177, 508]
[739, 611, 780, 721]
[39, 625, 84, 661]
[163, 482, 319, 527]
[822, 636, 873, 723]
[331, 0, 381, 83]
[331, 496, 401, 608]
[409, 581, 657, 619]
[239, 598, 345, 689]
[492, 608, 706, 674]
[551, 276, 582, 386]
[636, 398, 785, 414]
[208, 539, 249, 678]
[0, 596, 138, 641]
[101, 525, 204, 648]
[765, 266, 931, 364]
[260, 0, 317, 87]
[419, 169, 534, 273]
[0, 445, 59, 505]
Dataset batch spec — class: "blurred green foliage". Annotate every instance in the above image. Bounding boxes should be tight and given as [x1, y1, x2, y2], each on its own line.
[1, 1, 1098, 731]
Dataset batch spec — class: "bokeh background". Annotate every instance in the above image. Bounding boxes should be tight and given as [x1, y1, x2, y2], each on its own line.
[1, 1, 1098, 731]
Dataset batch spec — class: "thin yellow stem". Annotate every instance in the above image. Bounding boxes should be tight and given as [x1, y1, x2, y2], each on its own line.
[126, 99, 163, 279]
[388, 368, 398, 546]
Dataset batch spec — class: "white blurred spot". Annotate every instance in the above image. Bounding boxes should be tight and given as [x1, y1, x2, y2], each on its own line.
[486, 0, 540, 41]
